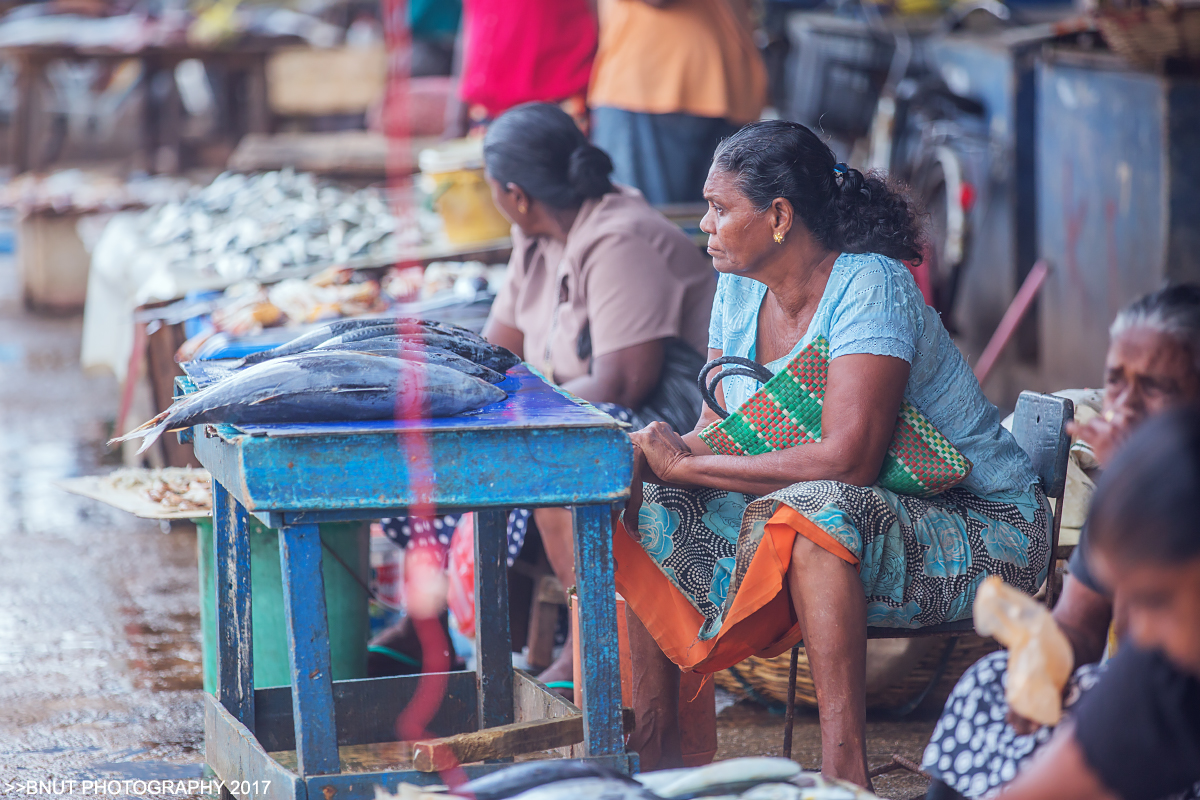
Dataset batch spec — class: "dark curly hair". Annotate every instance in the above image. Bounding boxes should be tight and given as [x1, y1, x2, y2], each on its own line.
[484, 103, 614, 210]
[712, 120, 923, 264]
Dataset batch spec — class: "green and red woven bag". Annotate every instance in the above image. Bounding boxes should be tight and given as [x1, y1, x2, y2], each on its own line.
[697, 336, 972, 497]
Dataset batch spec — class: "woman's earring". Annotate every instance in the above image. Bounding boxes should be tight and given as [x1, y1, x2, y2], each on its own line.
[773, 231, 784, 245]
[517, 202, 528, 214]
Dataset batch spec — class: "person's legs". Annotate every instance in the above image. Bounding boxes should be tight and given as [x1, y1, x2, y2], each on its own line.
[531, 507, 576, 685]
[626, 604, 683, 771]
[787, 534, 871, 788]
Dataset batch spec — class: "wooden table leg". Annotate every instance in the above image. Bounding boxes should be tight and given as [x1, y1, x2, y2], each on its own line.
[572, 504, 624, 758]
[213, 482, 254, 729]
[278, 523, 340, 776]
[474, 509, 514, 730]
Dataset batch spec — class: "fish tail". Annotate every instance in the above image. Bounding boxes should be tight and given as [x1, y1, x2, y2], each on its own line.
[107, 410, 171, 450]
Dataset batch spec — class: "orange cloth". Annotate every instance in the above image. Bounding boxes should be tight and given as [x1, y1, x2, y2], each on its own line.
[588, 0, 767, 124]
[613, 502, 857, 673]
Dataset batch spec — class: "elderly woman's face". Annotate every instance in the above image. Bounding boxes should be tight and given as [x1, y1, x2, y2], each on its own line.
[700, 168, 776, 276]
[1104, 327, 1200, 432]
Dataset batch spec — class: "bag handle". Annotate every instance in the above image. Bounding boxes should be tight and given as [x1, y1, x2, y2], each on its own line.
[697, 356, 775, 420]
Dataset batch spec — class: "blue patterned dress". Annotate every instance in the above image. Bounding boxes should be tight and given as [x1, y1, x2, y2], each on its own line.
[633, 253, 1050, 642]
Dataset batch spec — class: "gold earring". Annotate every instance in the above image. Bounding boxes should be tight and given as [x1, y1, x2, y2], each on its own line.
[518, 202, 528, 214]
[773, 231, 784, 244]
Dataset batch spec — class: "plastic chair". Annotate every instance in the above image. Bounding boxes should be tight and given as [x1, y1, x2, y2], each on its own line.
[781, 391, 1074, 759]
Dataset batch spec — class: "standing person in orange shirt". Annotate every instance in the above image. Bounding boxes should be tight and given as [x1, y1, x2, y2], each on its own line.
[589, 0, 768, 205]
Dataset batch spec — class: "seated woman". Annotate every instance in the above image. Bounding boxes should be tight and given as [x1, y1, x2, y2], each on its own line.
[922, 285, 1200, 800]
[995, 408, 1200, 800]
[618, 120, 1047, 786]
[481, 102, 717, 686]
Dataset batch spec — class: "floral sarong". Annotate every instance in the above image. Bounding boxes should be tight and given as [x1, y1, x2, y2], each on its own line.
[617, 480, 1050, 670]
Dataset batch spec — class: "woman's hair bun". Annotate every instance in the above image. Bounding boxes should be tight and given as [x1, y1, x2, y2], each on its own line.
[484, 103, 614, 209]
[568, 144, 615, 200]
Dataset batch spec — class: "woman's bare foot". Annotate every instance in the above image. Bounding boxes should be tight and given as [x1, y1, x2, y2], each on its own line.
[536, 639, 575, 700]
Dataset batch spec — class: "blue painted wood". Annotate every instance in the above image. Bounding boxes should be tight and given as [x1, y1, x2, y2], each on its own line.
[473, 509, 513, 730]
[205, 694, 305, 800]
[277, 523, 340, 776]
[571, 504, 624, 757]
[196, 424, 630, 514]
[254, 673, 478, 752]
[213, 480, 254, 730]
[192, 366, 632, 786]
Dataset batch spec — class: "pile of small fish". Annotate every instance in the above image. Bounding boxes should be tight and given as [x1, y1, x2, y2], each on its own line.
[128, 169, 418, 282]
[377, 758, 879, 800]
[112, 318, 518, 453]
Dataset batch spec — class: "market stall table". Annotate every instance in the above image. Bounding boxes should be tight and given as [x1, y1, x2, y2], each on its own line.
[2, 42, 281, 173]
[189, 366, 634, 799]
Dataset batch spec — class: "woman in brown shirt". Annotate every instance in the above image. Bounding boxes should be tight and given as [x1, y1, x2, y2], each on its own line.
[483, 102, 716, 686]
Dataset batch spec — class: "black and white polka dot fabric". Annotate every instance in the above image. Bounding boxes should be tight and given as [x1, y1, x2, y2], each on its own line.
[921, 650, 1103, 798]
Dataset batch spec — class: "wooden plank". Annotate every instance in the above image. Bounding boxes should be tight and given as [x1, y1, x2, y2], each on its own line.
[412, 717, 584, 772]
[513, 670, 583, 759]
[214, 482, 254, 730]
[278, 523, 340, 776]
[474, 509, 513, 730]
[571, 504, 624, 757]
[205, 694, 304, 800]
[255, 673, 478, 752]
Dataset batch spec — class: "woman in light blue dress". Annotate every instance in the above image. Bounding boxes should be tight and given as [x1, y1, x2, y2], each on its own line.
[614, 121, 1048, 784]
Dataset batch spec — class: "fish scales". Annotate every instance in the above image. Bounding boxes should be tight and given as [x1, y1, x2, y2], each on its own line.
[649, 758, 803, 799]
[506, 778, 656, 800]
[450, 760, 639, 800]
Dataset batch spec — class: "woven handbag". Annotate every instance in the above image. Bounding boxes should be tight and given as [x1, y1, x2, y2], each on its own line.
[697, 336, 971, 497]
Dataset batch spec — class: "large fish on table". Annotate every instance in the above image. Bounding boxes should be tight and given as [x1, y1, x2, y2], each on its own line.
[313, 336, 505, 383]
[110, 351, 507, 454]
[238, 317, 513, 370]
[236, 316, 480, 366]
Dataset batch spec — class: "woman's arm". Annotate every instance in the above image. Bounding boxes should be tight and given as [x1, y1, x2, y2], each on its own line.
[634, 352, 910, 494]
[561, 339, 665, 409]
[1053, 575, 1114, 668]
[483, 320, 524, 360]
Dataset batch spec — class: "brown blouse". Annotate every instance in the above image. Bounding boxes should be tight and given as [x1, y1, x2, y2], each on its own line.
[488, 187, 715, 384]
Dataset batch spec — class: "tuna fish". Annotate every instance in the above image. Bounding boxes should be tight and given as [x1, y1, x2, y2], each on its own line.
[110, 351, 507, 453]
[313, 336, 504, 383]
[238, 317, 504, 367]
[394, 332, 520, 373]
[450, 761, 640, 800]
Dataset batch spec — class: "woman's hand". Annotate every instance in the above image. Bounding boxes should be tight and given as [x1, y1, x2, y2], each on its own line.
[622, 444, 647, 535]
[630, 422, 693, 484]
[1067, 408, 1133, 466]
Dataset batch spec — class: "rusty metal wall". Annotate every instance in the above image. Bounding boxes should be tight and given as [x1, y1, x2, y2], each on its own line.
[1036, 49, 1200, 390]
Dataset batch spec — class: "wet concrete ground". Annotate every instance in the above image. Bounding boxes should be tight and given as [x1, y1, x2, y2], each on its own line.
[0, 248, 936, 799]
[0, 252, 207, 797]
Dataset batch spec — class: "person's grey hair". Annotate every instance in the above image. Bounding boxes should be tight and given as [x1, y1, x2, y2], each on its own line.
[1110, 284, 1200, 370]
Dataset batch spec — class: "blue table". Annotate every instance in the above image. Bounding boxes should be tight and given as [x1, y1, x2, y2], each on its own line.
[190, 367, 635, 800]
